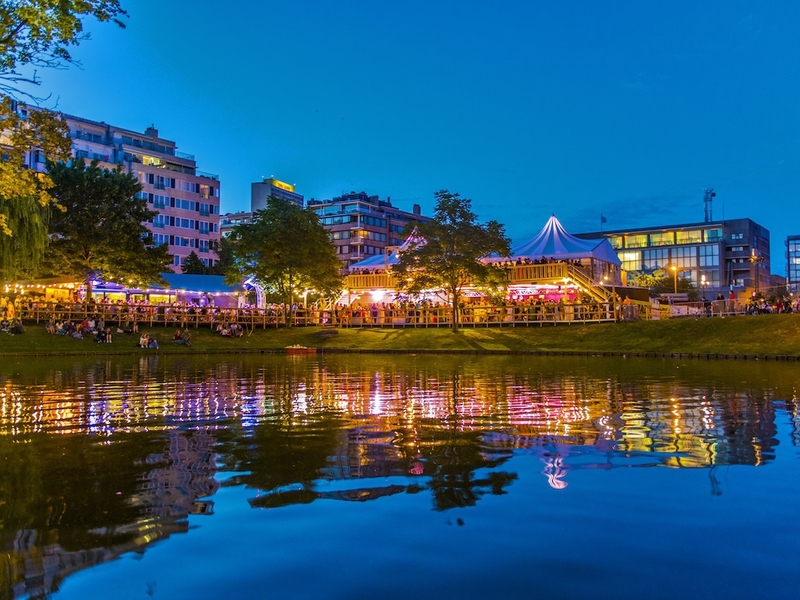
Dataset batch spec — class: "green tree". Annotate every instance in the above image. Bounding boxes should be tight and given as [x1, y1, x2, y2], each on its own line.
[394, 190, 510, 332]
[44, 159, 171, 296]
[0, 1, 127, 273]
[227, 197, 342, 325]
[0, 98, 71, 279]
[181, 250, 208, 275]
[638, 269, 699, 301]
[0, 0, 127, 97]
[207, 235, 233, 275]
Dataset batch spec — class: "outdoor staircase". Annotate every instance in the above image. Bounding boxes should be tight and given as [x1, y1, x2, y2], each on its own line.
[564, 264, 613, 303]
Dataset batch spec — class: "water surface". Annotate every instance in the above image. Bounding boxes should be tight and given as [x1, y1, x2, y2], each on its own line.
[1, 354, 799, 599]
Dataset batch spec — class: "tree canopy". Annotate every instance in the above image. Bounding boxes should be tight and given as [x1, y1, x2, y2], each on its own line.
[632, 269, 699, 301]
[0, 0, 127, 97]
[0, 99, 71, 279]
[394, 190, 511, 332]
[181, 250, 208, 275]
[44, 159, 170, 293]
[227, 197, 342, 324]
[0, 1, 127, 274]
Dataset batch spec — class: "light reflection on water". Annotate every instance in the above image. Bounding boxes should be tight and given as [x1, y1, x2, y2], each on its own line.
[0, 354, 799, 599]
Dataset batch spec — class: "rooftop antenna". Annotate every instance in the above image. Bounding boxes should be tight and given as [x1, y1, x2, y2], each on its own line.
[703, 188, 716, 222]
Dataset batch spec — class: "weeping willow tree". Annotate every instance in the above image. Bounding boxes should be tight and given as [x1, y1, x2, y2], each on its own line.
[0, 190, 51, 280]
[0, 99, 71, 280]
[0, 1, 128, 280]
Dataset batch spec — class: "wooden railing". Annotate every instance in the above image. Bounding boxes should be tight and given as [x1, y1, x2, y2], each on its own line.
[345, 262, 613, 302]
[16, 300, 626, 329]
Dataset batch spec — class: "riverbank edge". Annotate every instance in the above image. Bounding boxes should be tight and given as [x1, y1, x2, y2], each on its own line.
[1, 347, 799, 361]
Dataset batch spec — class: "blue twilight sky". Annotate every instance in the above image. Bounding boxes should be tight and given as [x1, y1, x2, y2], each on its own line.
[23, 0, 800, 270]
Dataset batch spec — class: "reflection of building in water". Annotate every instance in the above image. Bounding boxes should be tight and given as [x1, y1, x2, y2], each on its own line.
[128, 429, 220, 517]
[1, 357, 794, 596]
[1, 429, 218, 599]
[787, 397, 800, 447]
[3, 521, 188, 600]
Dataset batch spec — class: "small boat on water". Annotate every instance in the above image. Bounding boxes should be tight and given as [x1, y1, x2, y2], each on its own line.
[284, 345, 317, 355]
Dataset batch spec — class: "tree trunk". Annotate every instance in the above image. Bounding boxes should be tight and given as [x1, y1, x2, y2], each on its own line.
[450, 290, 460, 333]
[285, 292, 293, 327]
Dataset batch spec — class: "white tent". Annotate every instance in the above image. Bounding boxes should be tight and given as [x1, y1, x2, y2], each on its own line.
[504, 215, 621, 265]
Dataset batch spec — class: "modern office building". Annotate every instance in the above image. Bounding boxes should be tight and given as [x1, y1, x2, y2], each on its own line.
[17, 107, 222, 273]
[787, 235, 800, 292]
[251, 177, 303, 210]
[306, 191, 430, 269]
[576, 218, 771, 296]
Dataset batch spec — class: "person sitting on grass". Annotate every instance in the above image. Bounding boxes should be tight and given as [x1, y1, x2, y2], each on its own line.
[173, 329, 183, 343]
[94, 329, 106, 343]
[181, 330, 192, 346]
[139, 333, 149, 348]
[104, 327, 113, 343]
[0, 318, 9, 333]
[147, 336, 159, 349]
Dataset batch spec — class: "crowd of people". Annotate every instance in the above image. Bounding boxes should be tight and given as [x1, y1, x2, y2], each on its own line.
[44, 317, 113, 342]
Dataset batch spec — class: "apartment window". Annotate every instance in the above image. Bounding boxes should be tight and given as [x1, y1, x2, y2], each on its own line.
[649, 232, 674, 247]
[671, 246, 697, 268]
[676, 230, 702, 244]
[705, 228, 723, 242]
[699, 244, 719, 267]
[362, 216, 387, 228]
[320, 215, 354, 226]
[624, 234, 647, 249]
[620, 251, 640, 272]
[642, 248, 669, 271]
[731, 233, 744, 240]
[362, 231, 387, 243]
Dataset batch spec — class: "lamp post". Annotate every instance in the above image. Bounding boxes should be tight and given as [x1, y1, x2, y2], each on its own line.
[749, 249, 764, 297]
[670, 265, 677, 294]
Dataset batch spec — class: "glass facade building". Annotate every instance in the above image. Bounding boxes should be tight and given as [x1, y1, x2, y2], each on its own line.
[787, 235, 800, 292]
[577, 219, 771, 295]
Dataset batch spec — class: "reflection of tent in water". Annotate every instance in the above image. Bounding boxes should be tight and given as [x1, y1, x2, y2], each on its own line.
[500, 215, 622, 266]
[348, 230, 426, 271]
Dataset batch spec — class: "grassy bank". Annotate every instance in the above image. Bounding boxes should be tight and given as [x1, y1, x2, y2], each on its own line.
[1, 314, 799, 358]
